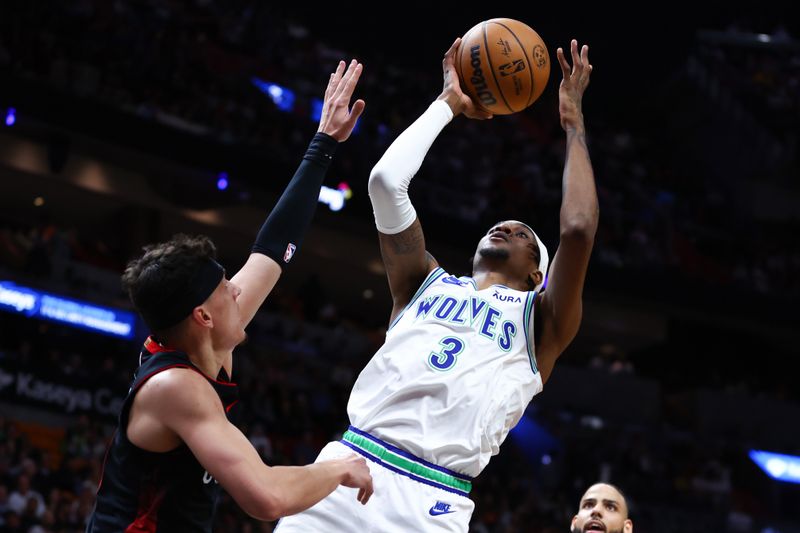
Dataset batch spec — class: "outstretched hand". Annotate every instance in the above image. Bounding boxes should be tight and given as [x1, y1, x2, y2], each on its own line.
[318, 60, 366, 142]
[437, 38, 493, 120]
[556, 39, 592, 132]
[338, 454, 373, 505]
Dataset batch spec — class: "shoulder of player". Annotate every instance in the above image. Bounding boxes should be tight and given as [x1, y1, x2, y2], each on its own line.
[136, 367, 221, 415]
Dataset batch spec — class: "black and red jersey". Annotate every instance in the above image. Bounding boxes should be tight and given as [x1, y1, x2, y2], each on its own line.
[87, 337, 239, 533]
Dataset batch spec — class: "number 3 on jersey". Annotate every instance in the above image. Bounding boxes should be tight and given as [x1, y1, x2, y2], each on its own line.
[428, 336, 465, 371]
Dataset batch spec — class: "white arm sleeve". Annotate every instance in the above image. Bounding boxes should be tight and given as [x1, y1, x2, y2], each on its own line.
[367, 100, 454, 234]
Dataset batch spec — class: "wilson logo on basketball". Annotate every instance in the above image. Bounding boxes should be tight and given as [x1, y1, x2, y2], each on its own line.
[499, 59, 526, 77]
[469, 45, 498, 107]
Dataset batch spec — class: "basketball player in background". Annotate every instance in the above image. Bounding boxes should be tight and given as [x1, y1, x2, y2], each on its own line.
[87, 60, 372, 532]
[571, 483, 633, 533]
[277, 37, 597, 532]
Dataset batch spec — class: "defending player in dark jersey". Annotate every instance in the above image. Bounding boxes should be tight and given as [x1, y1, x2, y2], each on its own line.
[87, 60, 372, 533]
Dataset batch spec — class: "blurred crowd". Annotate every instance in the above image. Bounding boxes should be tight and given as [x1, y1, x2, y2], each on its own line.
[697, 24, 799, 140]
[1, 0, 798, 299]
[0, 416, 101, 533]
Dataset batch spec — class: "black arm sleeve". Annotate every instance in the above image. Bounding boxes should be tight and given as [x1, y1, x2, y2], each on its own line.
[251, 132, 338, 268]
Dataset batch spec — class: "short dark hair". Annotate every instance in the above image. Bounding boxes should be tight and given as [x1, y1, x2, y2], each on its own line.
[122, 235, 218, 333]
[609, 483, 628, 511]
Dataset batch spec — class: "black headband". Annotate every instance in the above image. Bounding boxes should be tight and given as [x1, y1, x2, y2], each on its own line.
[139, 258, 225, 331]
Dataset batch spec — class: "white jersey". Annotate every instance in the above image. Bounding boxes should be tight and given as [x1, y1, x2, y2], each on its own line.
[348, 267, 544, 477]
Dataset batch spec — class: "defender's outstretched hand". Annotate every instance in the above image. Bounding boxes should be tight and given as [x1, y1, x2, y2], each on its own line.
[556, 39, 592, 132]
[318, 60, 366, 141]
[437, 38, 493, 120]
[337, 454, 374, 505]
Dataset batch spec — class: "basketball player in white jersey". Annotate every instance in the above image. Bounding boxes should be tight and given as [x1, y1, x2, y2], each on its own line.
[277, 37, 596, 532]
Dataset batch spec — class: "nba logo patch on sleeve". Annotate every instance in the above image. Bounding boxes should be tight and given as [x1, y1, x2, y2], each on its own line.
[283, 243, 297, 263]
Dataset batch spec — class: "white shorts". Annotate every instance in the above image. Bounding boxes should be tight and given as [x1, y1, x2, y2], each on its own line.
[275, 428, 475, 533]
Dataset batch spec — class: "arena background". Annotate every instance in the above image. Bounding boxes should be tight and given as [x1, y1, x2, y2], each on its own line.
[0, 2, 798, 531]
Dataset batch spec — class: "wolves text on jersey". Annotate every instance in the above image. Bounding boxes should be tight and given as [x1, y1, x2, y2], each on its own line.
[414, 294, 518, 351]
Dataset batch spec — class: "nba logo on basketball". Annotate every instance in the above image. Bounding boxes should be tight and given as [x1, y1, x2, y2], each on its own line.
[284, 243, 297, 263]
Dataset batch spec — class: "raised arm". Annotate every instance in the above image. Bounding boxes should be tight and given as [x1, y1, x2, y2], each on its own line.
[136, 370, 373, 521]
[536, 40, 598, 382]
[231, 60, 366, 327]
[369, 39, 491, 322]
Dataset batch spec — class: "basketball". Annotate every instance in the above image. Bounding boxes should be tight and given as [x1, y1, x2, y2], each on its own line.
[456, 18, 550, 115]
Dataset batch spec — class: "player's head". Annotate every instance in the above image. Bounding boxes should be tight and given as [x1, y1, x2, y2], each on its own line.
[472, 220, 549, 291]
[122, 234, 245, 347]
[571, 483, 632, 533]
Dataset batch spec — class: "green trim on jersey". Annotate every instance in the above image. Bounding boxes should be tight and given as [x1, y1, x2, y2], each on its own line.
[342, 430, 472, 494]
[522, 291, 539, 374]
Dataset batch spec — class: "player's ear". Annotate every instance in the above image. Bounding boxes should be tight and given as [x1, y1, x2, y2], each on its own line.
[624, 519, 633, 532]
[191, 306, 213, 328]
[529, 270, 543, 288]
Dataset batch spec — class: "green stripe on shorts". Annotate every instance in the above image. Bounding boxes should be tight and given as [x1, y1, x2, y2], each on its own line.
[342, 430, 472, 494]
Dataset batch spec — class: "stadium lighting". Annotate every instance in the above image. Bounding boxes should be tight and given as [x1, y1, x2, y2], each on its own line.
[4, 108, 15, 127]
[509, 414, 559, 465]
[216, 172, 229, 191]
[750, 450, 800, 484]
[0, 281, 136, 339]
[318, 182, 352, 212]
[251, 78, 296, 112]
[311, 98, 324, 121]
